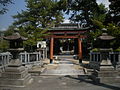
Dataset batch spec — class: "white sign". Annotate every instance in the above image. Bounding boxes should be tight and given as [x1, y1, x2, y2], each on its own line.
[37, 41, 46, 48]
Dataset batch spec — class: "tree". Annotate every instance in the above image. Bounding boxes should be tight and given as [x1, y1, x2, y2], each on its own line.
[0, 31, 9, 52]
[107, 23, 120, 49]
[92, 3, 108, 23]
[0, 0, 13, 14]
[4, 25, 14, 36]
[0, 39, 9, 52]
[67, 0, 99, 26]
[13, 0, 64, 51]
[78, 3, 107, 49]
[105, 0, 120, 25]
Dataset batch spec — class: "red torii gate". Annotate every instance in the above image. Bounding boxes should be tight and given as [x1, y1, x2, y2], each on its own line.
[47, 23, 90, 63]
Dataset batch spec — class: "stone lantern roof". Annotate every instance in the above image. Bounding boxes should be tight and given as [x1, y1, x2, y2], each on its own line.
[4, 30, 27, 41]
[98, 33, 115, 40]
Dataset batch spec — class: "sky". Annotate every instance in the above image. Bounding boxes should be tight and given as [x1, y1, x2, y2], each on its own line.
[0, 0, 26, 31]
[0, 0, 110, 31]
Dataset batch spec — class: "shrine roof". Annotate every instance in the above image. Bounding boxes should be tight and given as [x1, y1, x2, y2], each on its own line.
[49, 23, 91, 31]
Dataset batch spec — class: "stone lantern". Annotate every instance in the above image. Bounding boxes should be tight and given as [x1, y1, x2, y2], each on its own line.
[94, 28, 120, 83]
[4, 29, 27, 66]
[0, 29, 33, 87]
[98, 31, 115, 65]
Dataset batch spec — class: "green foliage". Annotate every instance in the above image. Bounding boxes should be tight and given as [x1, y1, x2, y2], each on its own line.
[68, 0, 99, 26]
[4, 25, 15, 36]
[87, 19, 104, 47]
[0, 0, 13, 14]
[92, 19, 105, 29]
[91, 48, 100, 52]
[108, 0, 120, 25]
[114, 47, 120, 52]
[92, 3, 107, 22]
[0, 25, 15, 52]
[0, 40, 9, 52]
[62, 1, 109, 50]
[12, 0, 64, 50]
[107, 23, 120, 49]
[88, 22, 120, 49]
[107, 23, 120, 37]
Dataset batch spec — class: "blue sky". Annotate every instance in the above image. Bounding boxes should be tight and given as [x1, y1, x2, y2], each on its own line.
[0, 0, 26, 31]
[0, 0, 110, 31]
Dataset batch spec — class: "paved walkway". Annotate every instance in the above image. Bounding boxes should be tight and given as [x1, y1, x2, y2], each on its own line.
[41, 59, 84, 75]
[0, 56, 120, 90]
[1, 75, 120, 90]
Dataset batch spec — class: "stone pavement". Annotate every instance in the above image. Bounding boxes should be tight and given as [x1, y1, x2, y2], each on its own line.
[0, 57, 120, 90]
[0, 75, 120, 90]
[41, 59, 84, 75]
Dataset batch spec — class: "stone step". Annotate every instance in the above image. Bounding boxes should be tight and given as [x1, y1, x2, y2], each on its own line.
[59, 61, 73, 64]
[41, 69, 84, 76]
[54, 55, 74, 59]
[41, 63, 85, 76]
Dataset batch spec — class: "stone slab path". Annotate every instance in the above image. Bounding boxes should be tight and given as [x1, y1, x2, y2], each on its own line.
[1, 57, 120, 90]
[41, 59, 84, 75]
[1, 76, 120, 90]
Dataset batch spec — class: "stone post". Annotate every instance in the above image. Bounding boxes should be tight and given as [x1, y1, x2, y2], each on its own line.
[24, 51, 27, 64]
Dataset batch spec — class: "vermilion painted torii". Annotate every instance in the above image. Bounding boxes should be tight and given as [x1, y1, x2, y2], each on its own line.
[47, 23, 90, 63]
[78, 38, 82, 63]
[50, 37, 54, 63]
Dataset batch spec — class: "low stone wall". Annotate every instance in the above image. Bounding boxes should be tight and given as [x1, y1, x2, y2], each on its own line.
[90, 51, 120, 69]
[0, 50, 47, 71]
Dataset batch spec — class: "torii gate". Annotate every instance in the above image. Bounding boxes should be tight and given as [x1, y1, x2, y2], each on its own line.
[47, 23, 90, 63]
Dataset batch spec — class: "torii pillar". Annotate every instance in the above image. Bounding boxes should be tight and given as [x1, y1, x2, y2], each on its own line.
[50, 37, 54, 63]
[78, 38, 82, 63]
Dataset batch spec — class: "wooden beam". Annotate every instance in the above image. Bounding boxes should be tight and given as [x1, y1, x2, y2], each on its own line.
[52, 36, 78, 38]
[45, 35, 86, 39]
[48, 30, 87, 34]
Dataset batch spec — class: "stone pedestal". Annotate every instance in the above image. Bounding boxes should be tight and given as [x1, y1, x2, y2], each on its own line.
[97, 59, 120, 83]
[8, 59, 22, 67]
[0, 60, 33, 87]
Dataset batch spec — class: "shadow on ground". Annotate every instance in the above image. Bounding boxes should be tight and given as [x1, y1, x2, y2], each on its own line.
[63, 75, 120, 90]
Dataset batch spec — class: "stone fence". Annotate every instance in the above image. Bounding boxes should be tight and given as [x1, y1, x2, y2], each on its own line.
[0, 52, 10, 71]
[0, 49, 47, 71]
[89, 51, 120, 69]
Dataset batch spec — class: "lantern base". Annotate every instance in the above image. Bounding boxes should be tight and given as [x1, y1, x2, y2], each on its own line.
[0, 66, 33, 87]
[8, 59, 22, 67]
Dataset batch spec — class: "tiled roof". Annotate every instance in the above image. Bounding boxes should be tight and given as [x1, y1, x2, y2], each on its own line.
[49, 23, 90, 31]
[4, 32, 27, 41]
[98, 33, 115, 40]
